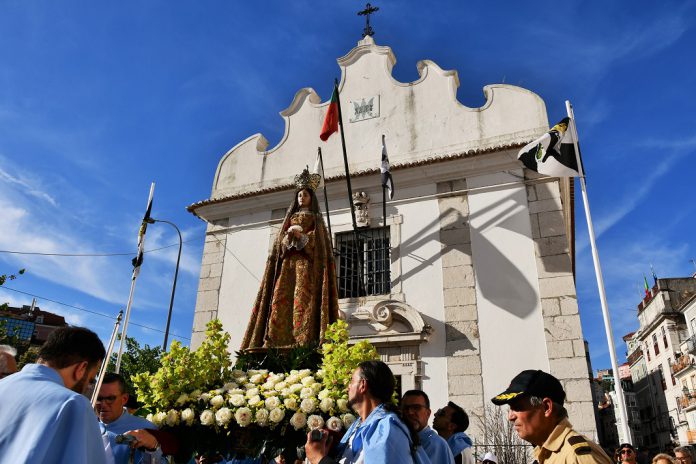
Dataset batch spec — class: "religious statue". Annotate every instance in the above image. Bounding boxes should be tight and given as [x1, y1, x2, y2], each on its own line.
[240, 168, 340, 350]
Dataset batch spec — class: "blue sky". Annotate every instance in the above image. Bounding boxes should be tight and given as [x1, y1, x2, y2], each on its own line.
[0, 1, 694, 373]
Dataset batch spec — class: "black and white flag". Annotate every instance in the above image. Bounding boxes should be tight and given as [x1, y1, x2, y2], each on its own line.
[381, 135, 394, 199]
[132, 183, 154, 279]
[518, 117, 582, 177]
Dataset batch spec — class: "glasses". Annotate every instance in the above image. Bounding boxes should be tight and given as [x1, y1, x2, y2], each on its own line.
[402, 404, 427, 412]
[620, 449, 634, 455]
[96, 395, 118, 404]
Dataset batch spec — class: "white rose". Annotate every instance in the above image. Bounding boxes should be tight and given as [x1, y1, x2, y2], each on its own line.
[153, 412, 167, 427]
[300, 398, 317, 414]
[342, 413, 356, 428]
[228, 388, 244, 396]
[269, 407, 285, 423]
[289, 412, 307, 430]
[214, 388, 225, 395]
[274, 381, 287, 392]
[244, 383, 255, 390]
[245, 388, 260, 398]
[200, 409, 215, 426]
[223, 382, 238, 391]
[298, 369, 312, 378]
[326, 416, 343, 432]
[337, 399, 349, 413]
[315, 369, 325, 379]
[231, 369, 245, 378]
[301, 376, 316, 386]
[250, 374, 264, 384]
[247, 395, 261, 406]
[235, 407, 253, 427]
[300, 387, 314, 399]
[255, 408, 269, 426]
[190, 389, 202, 398]
[290, 384, 303, 394]
[284, 398, 298, 410]
[311, 383, 322, 394]
[216, 407, 233, 426]
[175, 393, 189, 406]
[320, 397, 335, 413]
[181, 408, 195, 426]
[165, 409, 180, 427]
[265, 396, 281, 410]
[235, 376, 248, 385]
[210, 395, 225, 409]
[280, 389, 291, 397]
[307, 414, 324, 430]
[146, 413, 154, 423]
[317, 389, 330, 400]
[263, 390, 279, 397]
[285, 375, 299, 385]
[262, 381, 276, 391]
[199, 393, 211, 403]
[229, 394, 246, 407]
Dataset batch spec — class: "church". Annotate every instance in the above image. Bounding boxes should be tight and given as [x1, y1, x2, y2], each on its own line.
[186, 30, 597, 442]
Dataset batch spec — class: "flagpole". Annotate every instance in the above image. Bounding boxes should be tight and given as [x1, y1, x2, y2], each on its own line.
[317, 147, 333, 249]
[566, 100, 632, 444]
[334, 79, 365, 295]
[92, 310, 122, 407]
[115, 182, 155, 373]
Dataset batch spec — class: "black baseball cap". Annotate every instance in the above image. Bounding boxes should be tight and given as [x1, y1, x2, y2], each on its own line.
[491, 370, 566, 405]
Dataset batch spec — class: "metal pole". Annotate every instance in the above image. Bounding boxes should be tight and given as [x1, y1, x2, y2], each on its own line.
[566, 100, 632, 443]
[152, 219, 183, 351]
[92, 311, 122, 407]
[317, 147, 334, 248]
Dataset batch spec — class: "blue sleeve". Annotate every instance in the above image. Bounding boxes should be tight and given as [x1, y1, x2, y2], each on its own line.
[54, 396, 108, 464]
[363, 416, 415, 464]
[428, 439, 455, 464]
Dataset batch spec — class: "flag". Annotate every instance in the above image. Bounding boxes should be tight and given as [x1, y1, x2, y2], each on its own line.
[381, 134, 394, 199]
[132, 183, 154, 278]
[643, 275, 651, 298]
[651, 264, 658, 285]
[518, 117, 582, 177]
[320, 85, 339, 142]
[312, 149, 325, 189]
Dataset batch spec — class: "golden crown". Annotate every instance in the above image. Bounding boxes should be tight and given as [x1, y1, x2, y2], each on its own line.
[294, 167, 321, 191]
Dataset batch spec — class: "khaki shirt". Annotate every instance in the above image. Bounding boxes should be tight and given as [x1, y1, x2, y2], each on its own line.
[534, 419, 613, 464]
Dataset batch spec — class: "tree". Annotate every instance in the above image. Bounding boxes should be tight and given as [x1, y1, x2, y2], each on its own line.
[475, 404, 533, 464]
[107, 336, 163, 392]
[0, 269, 29, 356]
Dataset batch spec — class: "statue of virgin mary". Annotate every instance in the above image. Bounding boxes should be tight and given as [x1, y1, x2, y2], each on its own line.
[240, 167, 340, 350]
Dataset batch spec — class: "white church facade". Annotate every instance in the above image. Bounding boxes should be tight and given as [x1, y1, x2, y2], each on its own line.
[187, 35, 597, 440]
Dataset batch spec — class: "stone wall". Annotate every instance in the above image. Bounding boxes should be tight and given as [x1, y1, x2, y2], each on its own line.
[191, 229, 226, 347]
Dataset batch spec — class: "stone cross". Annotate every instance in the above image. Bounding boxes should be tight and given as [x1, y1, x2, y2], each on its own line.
[358, 3, 379, 38]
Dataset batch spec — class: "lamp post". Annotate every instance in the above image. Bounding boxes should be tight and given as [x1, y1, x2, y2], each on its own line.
[146, 217, 182, 351]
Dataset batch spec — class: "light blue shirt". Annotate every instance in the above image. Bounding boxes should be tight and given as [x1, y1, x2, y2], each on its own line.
[337, 404, 418, 464]
[0, 363, 107, 464]
[447, 431, 472, 456]
[419, 426, 455, 464]
[100, 409, 164, 464]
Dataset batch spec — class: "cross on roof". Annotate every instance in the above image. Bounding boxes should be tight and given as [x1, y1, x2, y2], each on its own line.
[358, 3, 379, 38]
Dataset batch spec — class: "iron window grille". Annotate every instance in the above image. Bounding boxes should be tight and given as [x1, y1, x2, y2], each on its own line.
[336, 226, 391, 298]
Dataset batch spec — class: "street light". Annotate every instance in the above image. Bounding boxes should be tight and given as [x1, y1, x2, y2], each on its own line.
[146, 217, 182, 351]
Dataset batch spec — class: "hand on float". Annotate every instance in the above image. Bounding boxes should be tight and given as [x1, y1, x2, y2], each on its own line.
[124, 429, 159, 451]
[304, 429, 332, 464]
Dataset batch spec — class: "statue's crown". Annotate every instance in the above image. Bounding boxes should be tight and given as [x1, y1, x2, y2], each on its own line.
[294, 167, 321, 191]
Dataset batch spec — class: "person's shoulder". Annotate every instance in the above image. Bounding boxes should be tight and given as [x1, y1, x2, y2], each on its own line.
[562, 429, 612, 464]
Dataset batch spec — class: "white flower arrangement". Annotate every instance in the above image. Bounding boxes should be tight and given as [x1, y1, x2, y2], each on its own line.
[255, 408, 269, 426]
[166, 409, 180, 427]
[300, 398, 317, 414]
[229, 394, 246, 407]
[181, 408, 195, 426]
[307, 414, 324, 430]
[337, 398, 349, 412]
[210, 395, 225, 409]
[216, 407, 233, 426]
[319, 397, 335, 413]
[326, 416, 343, 432]
[154, 412, 167, 427]
[269, 407, 285, 423]
[265, 396, 281, 410]
[200, 409, 215, 426]
[235, 407, 253, 427]
[289, 412, 307, 430]
[341, 413, 356, 428]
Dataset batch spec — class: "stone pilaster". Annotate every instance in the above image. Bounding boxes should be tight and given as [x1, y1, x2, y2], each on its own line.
[191, 230, 227, 348]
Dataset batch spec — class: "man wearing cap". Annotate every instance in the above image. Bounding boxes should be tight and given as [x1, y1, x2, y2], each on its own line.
[492, 369, 612, 464]
[616, 443, 637, 464]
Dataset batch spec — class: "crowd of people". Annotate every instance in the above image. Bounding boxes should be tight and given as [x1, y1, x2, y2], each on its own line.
[1, 328, 695, 464]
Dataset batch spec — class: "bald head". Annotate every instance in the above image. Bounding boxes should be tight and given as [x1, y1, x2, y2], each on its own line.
[0, 345, 18, 378]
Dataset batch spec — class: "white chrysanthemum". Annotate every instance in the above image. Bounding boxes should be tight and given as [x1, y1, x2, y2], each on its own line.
[301, 376, 316, 386]
[223, 382, 238, 391]
[175, 393, 189, 405]
[215, 407, 233, 426]
[342, 413, 357, 428]
[247, 395, 261, 406]
[307, 414, 324, 430]
[265, 396, 281, 410]
[146, 413, 154, 423]
[153, 412, 167, 427]
[165, 409, 180, 427]
[289, 412, 307, 430]
[326, 416, 343, 432]
[255, 408, 269, 426]
[337, 398, 349, 413]
[274, 381, 288, 392]
[284, 398, 298, 410]
[320, 397, 335, 413]
[245, 388, 260, 398]
[229, 394, 246, 407]
[269, 407, 285, 423]
[181, 408, 195, 426]
[200, 409, 215, 426]
[300, 398, 317, 414]
[317, 389, 330, 400]
[210, 395, 225, 409]
[228, 388, 244, 396]
[235, 407, 253, 427]
[300, 387, 314, 399]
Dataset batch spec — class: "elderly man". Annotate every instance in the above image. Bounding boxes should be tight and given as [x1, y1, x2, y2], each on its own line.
[96, 372, 164, 464]
[675, 447, 694, 464]
[0, 344, 18, 378]
[492, 369, 612, 464]
[305, 360, 419, 464]
[402, 390, 454, 464]
[0, 326, 108, 463]
[433, 401, 473, 464]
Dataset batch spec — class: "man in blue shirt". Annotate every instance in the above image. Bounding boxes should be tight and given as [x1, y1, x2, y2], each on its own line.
[304, 360, 420, 464]
[433, 401, 474, 464]
[402, 390, 455, 464]
[0, 326, 108, 464]
[96, 372, 165, 464]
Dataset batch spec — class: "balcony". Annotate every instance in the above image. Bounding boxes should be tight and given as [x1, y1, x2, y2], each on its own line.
[671, 355, 696, 376]
[679, 391, 696, 411]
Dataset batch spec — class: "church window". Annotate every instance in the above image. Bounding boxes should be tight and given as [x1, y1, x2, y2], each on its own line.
[662, 326, 669, 349]
[336, 226, 391, 298]
[653, 333, 660, 356]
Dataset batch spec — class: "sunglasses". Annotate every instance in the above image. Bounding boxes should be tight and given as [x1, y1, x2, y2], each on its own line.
[620, 449, 634, 455]
[96, 395, 118, 404]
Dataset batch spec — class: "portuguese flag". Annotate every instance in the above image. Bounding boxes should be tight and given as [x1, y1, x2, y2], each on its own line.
[644, 275, 650, 298]
[320, 85, 339, 141]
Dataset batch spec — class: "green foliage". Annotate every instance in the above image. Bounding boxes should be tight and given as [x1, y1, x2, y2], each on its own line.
[18, 345, 40, 368]
[133, 319, 233, 411]
[234, 342, 322, 372]
[319, 319, 379, 398]
[0, 269, 29, 355]
[107, 337, 163, 392]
